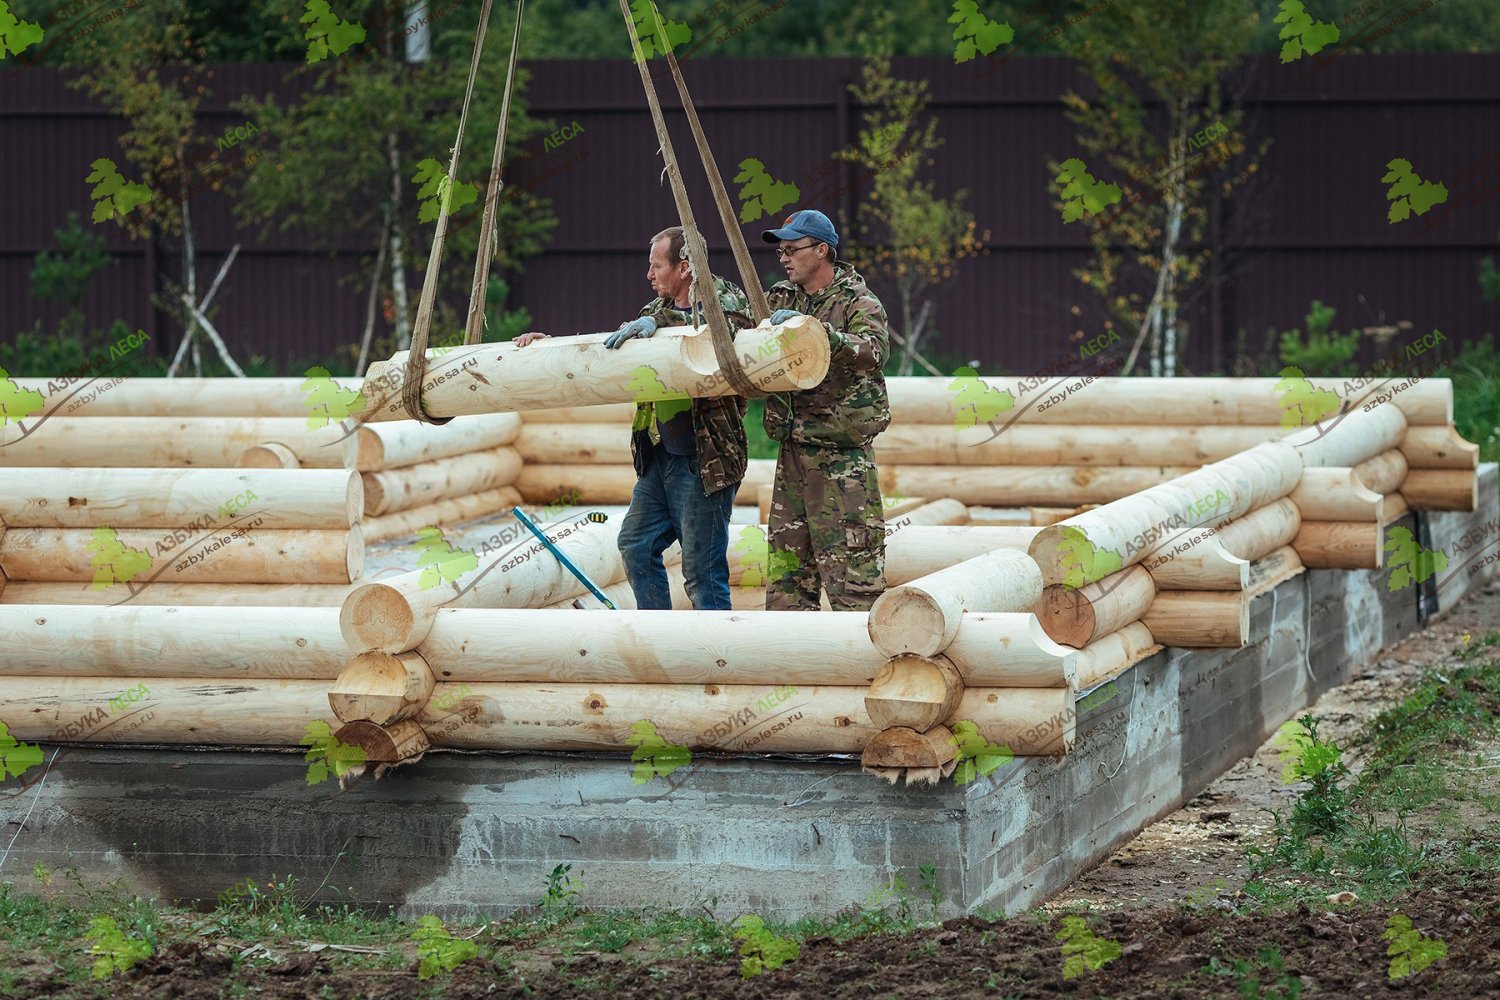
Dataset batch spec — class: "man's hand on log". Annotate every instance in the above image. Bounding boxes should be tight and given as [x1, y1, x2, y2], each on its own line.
[769, 309, 801, 324]
[513, 332, 550, 347]
[604, 317, 657, 349]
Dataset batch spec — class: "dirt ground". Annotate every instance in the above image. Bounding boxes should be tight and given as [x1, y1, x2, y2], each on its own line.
[8, 584, 1498, 999]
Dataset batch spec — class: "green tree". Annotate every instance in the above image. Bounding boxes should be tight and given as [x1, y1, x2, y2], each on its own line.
[1053, 0, 1266, 378]
[628, 0, 691, 61]
[1273, 0, 1340, 62]
[301, 0, 366, 63]
[1277, 300, 1361, 376]
[87, 916, 152, 978]
[732, 914, 800, 978]
[947, 0, 1013, 63]
[1055, 158, 1121, 223]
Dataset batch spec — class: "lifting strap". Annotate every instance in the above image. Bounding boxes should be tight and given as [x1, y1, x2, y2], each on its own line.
[617, 0, 766, 400]
[400, 0, 525, 423]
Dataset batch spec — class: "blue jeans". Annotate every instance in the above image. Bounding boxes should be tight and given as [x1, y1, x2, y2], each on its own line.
[618, 445, 736, 610]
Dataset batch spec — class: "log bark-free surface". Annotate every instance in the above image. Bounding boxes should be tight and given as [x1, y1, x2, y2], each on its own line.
[726, 524, 1040, 588]
[1034, 565, 1156, 648]
[1291, 520, 1385, 569]
[1141, 591, 1249, 648]
[941, 613, 1077, 687]
[1073, 622, 1160, 691]
[868, 549, 1044, 657]
[358, 318, 830, 421]
[362, 447, 522, 516]
[864, 653, 965, 731]
[861, 724, 956, 771]
[1400, 425, 1479, 470]
[1, 526, 363, 585]
[1288, 468, 1385, 522]
[1402, 469, 1478, 511]
[1285, 404, 1408, 469]
[363, 487, 524, 544]
[515, 424, 630, 465]
[516, 460, 776, 506]
[8, 377, 359, 418]
[882, 465, 1195, 506]
[0, 581, 356, 606]
[872, 423, 1284, 467]
[951, 687, 1075, 756]
[0, 417, 356, 468]
[329, 650, 436, 725]
[0, 468, 361, 529]
[1145, 498, 1301, 590]
[236, 443, 300, 469]
[357, 413, 523, 471]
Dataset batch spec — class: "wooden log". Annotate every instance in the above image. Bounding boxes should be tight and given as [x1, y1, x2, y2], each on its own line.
[1245, 545, 1306, 596]
[1401, 469, 1477, 511]
[0, 468, 361, 529]
[517, 460, 776, 505]
[1074, 622, 1159, 691]
[1354, 449, 1409, 494]
[0, 417, 356, 468]
[1382, 493, 1410, 524]
[1400, 425, 1479, 470]
[1285, 404, 1408, 469]
[757, 483, 772, 524]
[868, 549, 1044, 657]
[515, 423, 630, 465]
[520, 403, 636, 424]
[966, 507, 1033, 527]
[329, 650, 436, 725]
[727, 524, 1039, 588]
[357, 413, 523, 471]
[1030, 507, 1077, 526]
[1, 526, 363, 585]
[1145, 498, 1301, 590]
[362, 447, 522, 516]
[873, 423, 1283, 466]
[362, 487, 524, 544]
[885, 376, 1452, 426]
[0, 581, 355, 606]
[1291, 520, 1383, 569]
[864, 654, 965, 731]
[884, 495, 933, 518]
[1141, 591, 1248, 648]
[8, 377, 359, 418]
[1204, 442, 1304, 511]
[882, 465, 1195, 506]
[340, 514, 623, 653]
[236, 443, 300, 469]
[358, 317, 830, 421]
[899, 498, 970, 526]
[1289, 468, 1385, 522]
[949, 687, 1074, 756]
[861, 724, 956, 771]
[416, 608, 884, 685]
[334, 718, 431, 763]
[942, 613, 1076, 687]
[1034, 565, 1156, 648]
[0, 605, 345, 678]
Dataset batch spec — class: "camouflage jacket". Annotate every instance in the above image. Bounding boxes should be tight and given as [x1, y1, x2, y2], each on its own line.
[631, 275, 752, 496]
[764, 261, 891, 449]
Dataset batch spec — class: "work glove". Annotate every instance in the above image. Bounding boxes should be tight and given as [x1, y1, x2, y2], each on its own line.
[769, 309, 801, 325]
[604, 316, 657, 349]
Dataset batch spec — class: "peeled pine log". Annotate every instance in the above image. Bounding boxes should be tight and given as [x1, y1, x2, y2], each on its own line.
[0, 468, 361, 529]
[952, 687, 1074, 756]
[334, 718, 431, 763]
[1402, 469, 1477, 511]
[726, 524, 1040, 588]
[237, 443, 300, 469]
[894, 498, 970, 526]
[357, 413, 522, 471]
[363, 487, 523, 544]
[884, 495, 933, 518]
[942, 613, 1076, 687]
[1142, 591, 1248, 648]
[417, 608, 883, 685]
[0, 581, 355, 606]
[1245, 545, 1305, 596]
[1034, 565, 1156, 649]
[1354, 450, 1409, 494]
[329, 650, 436, 725]
[967, 507, 1033, 527]
[515, 423, 630, 465]
[868, 549, 1044, 657]
[358, 317, 830, 421]
[1074, 621, 1159, 691]
[1400, 425, 1479, 470]
[862, 724, 956, 781]
[1, 526, 363, 584]
[1289, 468, 1385, 521]
[885, 376, 1452, 427]
[521, 402, 635, 424]
[341, 516, 623, 653]
[516, 460, 776, 506]
[882, 465, 1195, 506]
[8, 376, 358, 418]
[864, 654, 964, 730]
[1291, 520, 1384, 569]
[0, 417, 355, 468]
[362, 447, 522, 516]
[1383, 493, 1410, 524]
[1286, 404, 1408, 469]
[0, 605, 345, 679]
[873, 423, 1283, 467]
[1146, 498, 1301, 590]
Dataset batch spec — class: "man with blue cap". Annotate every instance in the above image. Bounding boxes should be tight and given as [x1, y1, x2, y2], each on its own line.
[758, 209, 891, 611]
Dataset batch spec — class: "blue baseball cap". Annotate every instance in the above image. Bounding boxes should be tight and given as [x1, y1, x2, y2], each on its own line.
[762, 209, 839, 252]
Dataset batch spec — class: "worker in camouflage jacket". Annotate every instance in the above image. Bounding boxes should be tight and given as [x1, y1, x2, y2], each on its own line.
[514, 226, 750, 610]
[758, 209, 890, 611]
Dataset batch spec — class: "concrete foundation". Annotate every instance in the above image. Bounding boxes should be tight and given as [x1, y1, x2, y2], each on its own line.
[2, 466, 1495, 920]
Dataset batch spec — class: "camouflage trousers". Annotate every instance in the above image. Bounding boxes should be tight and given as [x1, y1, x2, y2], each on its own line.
[766, 440, 886, 611]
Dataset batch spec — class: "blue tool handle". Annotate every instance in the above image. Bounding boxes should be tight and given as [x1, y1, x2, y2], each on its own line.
[511, 506, 617, 610]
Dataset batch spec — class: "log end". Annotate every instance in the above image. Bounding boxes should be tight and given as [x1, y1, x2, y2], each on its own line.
[333, 718, 431, 764]
[236, 443, 300, 469]
[355, 426, 386, 472]
[340, 581, 418, 654]
[864, 654, 965, 731]
[329, 650, 436, 725]
[861, 724, 957, 770]
[868, 589, 949, 658]
[1035, 584, 1097, 648]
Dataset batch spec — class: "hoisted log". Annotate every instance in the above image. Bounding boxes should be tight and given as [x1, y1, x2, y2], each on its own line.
[363, 487, 524, 544]
[0, 417, 356, 468]
[357, 413, 523, 471]
[329, 650, 436, 725]
[868, 549, 1044, 657]
[0, 605, 345, 679]
[1400, 425, 1479, 470]
[1401, 469, 1477, 511]
[864, 653, 965, 731]
[1291, 520, 1384, 569]
[1, 526, 363, 585]
[521, 402, 636, 424]
[1141, 591, 1249, 648]
[1145, 498, 1301, 590]
[0, 468, 361, 529]
[236, 443, 301, 469]
[942, 613, 1076, 687]
[357, 318, 830, 421]
[7, 376, 360, 418]
[340, 514, 623, 653]
[1034, 565, 1156, 649]
[0, 581, 355, 606]
[362, 447, 522, 516]
[1073, 622, 1159, 690]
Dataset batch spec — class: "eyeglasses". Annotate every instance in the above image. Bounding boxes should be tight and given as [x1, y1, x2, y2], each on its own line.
[775, 242, 818, 259]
